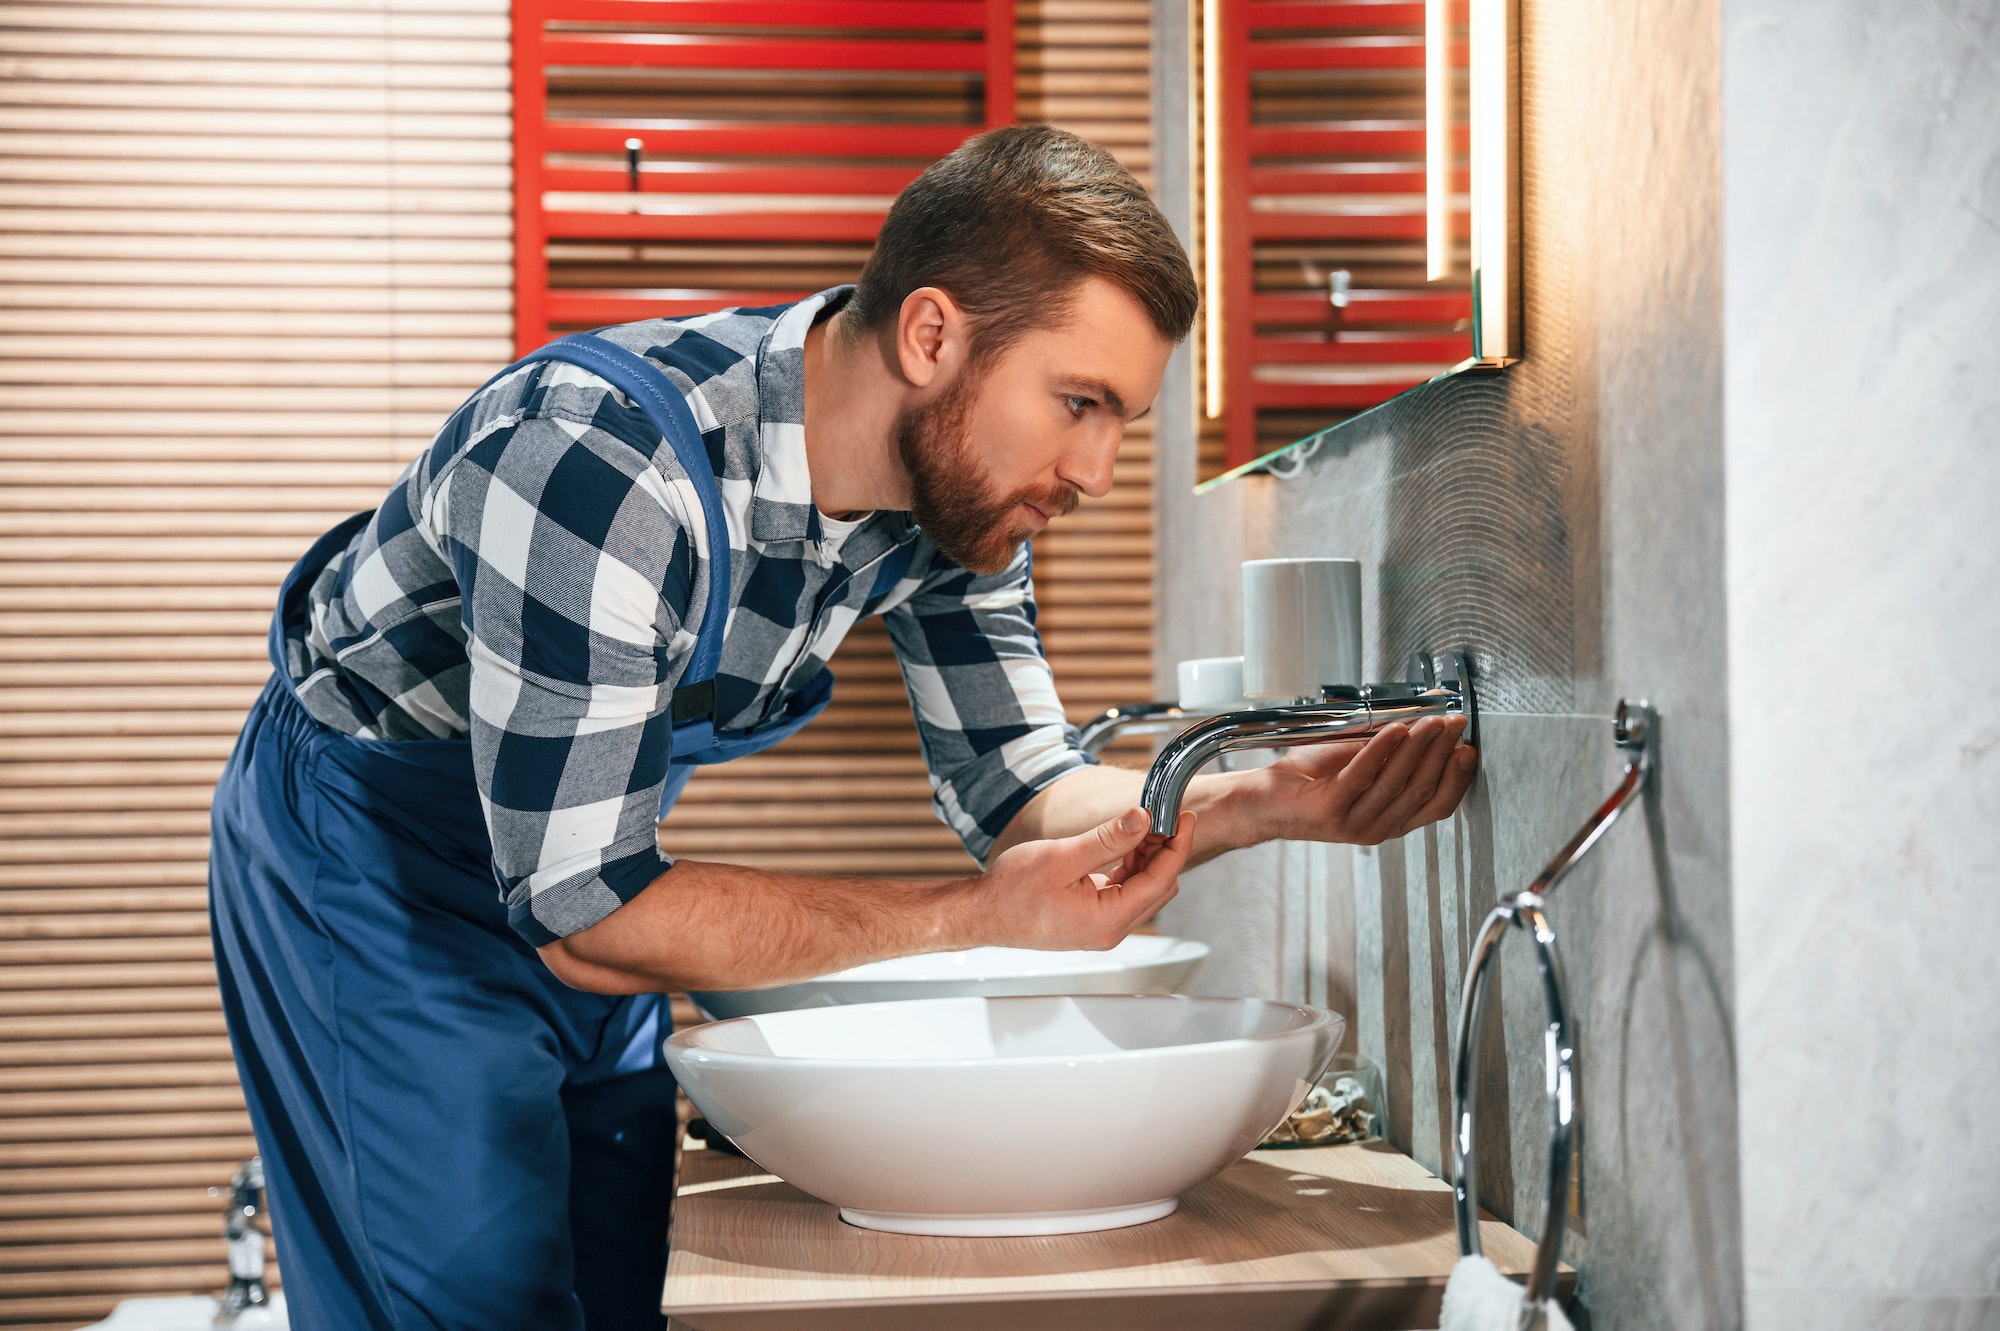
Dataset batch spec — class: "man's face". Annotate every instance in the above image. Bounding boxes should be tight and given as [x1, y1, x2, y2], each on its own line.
[898, 276, 1175, 575]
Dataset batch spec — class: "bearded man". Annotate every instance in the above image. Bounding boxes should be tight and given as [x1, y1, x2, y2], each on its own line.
[208, 125, 1477, 1331]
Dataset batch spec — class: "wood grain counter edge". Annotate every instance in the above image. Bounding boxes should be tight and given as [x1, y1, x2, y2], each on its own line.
[663, 1138, 1570, 1331]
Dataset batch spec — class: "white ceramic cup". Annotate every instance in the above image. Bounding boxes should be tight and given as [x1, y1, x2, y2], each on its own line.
[1175, 656, 1244, 710]
[1242, 558, 1363, 700]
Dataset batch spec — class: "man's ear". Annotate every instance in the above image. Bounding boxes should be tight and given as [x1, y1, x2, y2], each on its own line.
[894, 286, 969, 390]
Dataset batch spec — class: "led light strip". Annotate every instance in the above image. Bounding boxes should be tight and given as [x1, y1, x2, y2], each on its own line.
[1201, 0, 1224, 418]
[1425, 0, 1450, 281]
[1468, 0, 1513, 361]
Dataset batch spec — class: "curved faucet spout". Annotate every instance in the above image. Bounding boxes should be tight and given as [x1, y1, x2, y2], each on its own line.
[1137, 660, 1476, 837]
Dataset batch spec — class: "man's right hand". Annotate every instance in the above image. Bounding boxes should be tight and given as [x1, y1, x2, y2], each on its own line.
[973, 808, 1195, 952]
[539, 807, 1195, 995]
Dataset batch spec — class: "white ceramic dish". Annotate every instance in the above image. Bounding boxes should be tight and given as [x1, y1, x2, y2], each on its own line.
[663, 993, 1343, 1236]
[688, 934, 1208, 1021]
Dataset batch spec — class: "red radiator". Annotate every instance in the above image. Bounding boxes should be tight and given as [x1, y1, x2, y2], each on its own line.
[511, 0, 1017, 354]
[1215, 1, 1473, 468]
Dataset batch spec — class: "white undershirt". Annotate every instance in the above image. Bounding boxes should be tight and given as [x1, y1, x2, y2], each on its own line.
[814, 509, 870, 563]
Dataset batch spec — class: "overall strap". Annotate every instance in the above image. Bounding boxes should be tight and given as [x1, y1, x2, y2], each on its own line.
[513, 334, 730, 738]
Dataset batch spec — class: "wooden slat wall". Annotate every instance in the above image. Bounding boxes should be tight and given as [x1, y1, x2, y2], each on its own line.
[0, 0, 1154, 1324]
[0, 0, 511, 1323]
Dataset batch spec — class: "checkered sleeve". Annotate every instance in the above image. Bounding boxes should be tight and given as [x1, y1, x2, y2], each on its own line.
[880, 543, 1095, 865]
[434, 407, 703, 946]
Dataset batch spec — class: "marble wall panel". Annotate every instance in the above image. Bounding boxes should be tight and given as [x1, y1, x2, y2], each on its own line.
[1724, 2, 2000, 1326]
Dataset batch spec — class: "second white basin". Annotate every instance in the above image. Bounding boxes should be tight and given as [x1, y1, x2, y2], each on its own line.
[664, 993, 1344, 1236]
[689, 933, 1208, 1020]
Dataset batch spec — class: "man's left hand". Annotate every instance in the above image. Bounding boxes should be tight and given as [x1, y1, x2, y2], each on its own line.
[1245, 715, 1477, 847]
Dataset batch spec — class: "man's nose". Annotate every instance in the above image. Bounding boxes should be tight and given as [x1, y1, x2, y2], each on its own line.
[1057, 427, 1120, 500]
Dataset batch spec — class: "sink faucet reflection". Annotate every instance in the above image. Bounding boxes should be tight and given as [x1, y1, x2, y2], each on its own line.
[1138, 651, 1478, 837]
[1077, 701, 1244, 756]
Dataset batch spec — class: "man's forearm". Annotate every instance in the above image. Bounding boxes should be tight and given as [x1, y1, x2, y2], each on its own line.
[539, 860, 975, 995]
[988, 765, 1260, 867]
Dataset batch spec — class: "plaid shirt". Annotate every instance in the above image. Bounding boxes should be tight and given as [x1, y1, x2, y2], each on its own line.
[281, 288, 1092, 945]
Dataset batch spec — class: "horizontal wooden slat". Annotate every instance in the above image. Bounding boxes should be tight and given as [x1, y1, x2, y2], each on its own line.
[0, 30, 505, 63]
[0, 258, 510, 288]
[0, 1062, 245, 1094]
[0, 104, 507, 138]
[0, 78, 509, 114]
[0, 913, 210, 943]
[0, 1212, 240, 1242]
[0, 1186, 240, 1221]
[0, 1034, 232, 1066]
[0, 985, 220, 1015]
[0, 3, 505, 38]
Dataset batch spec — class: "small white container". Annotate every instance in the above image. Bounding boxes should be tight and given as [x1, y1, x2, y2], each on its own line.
[1175, 655, 1244, 710]
[1242, 557, 1363, 700]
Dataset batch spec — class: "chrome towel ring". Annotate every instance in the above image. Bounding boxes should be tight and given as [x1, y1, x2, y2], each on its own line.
[1450, 699, 1657, 1327]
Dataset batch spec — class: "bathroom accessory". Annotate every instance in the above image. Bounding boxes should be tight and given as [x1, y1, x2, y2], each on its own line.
[1242, 558, 1363, 700]
[1439, 1256, 1574, 1331]
[1140, 650, 1477, 836]
[1076, 655, 1249, 756]
[214, 1157, 274, 1323]
[1449, 699, 1656, 1330]
[688, 933, 1208, 1020]
[1177, 654, 1245, 709]
[1258, 1051, 1384, 1148]
[78, 1160, 290, 1330]
[663, 994, 1343, 1236]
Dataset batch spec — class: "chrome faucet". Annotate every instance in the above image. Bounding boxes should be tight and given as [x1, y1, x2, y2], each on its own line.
[212, 1156, 273, 1323]
[1138, 651, 1478, 836]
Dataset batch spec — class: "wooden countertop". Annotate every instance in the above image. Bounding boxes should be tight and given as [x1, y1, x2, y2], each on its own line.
[662, 1137, 1569, 1331]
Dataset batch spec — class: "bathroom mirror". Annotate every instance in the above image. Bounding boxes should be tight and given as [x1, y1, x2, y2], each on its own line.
[1191, 0, 1519, 487]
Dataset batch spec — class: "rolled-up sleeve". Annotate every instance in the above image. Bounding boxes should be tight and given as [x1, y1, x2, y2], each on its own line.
[435, 411, 703, 945]
[880, 542, 1094, 864]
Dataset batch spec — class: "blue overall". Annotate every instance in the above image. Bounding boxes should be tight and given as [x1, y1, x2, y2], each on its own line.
[210, 336, 911, 1331]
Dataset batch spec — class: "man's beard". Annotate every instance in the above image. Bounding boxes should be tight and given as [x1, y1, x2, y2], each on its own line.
[896, 368, 1080, 576]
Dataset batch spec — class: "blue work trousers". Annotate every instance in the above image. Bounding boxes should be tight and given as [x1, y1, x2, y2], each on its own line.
[209, 678, 677, 1331]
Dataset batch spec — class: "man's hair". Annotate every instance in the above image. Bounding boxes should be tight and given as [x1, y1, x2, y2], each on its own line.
[848, 125, 1198, 359]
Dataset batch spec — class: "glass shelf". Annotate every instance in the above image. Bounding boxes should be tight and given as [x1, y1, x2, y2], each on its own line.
[1192, 359, 1485, 495]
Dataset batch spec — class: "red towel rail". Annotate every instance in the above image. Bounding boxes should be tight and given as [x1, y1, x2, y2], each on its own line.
[512, 0, 1016, 355]
[1214, 0, 1473, 468]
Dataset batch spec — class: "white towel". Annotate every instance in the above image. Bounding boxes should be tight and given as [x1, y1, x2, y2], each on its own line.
[1438, 1255, 1573, 1331]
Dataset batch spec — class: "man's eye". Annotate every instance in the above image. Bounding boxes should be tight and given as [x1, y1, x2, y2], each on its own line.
[1065, 395, 1091, 418]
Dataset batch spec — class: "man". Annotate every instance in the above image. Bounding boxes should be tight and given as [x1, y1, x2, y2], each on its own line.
[209, 126, 1475, 1330]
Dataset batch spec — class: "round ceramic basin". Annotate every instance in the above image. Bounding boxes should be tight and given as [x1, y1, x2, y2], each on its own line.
[663, 993, 1344, 1236]
[688, 934, 1209, 1021]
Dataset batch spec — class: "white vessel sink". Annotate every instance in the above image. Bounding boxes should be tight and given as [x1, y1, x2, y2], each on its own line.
[663, 993, 1343, 1236]
[688, 934, 1208, 1021]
